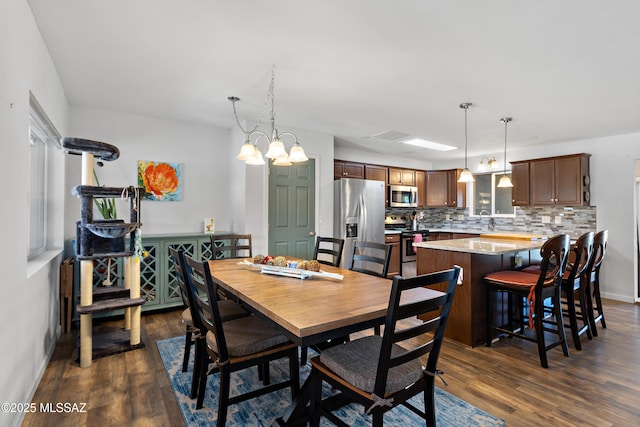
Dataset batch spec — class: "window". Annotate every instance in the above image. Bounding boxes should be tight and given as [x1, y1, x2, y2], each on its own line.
[27, 95, 61, 258]
[469, 172, 516, 217]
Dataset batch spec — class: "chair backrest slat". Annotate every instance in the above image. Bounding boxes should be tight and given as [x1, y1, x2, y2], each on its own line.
[313, 236, 345, 267]
[211, 233, 253, 260]
[566, 231, 594, 283]
[349, 241, 392, 278]
[589, 229, 608, 275]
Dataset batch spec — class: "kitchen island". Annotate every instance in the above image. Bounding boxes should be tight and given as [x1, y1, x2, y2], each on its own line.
[415, 236, 545, 347]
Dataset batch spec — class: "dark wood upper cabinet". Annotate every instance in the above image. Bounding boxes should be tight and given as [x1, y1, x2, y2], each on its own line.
[388, 168, 415, 186]
[364, 164, 388, 185]
[415, 170, 425, 207]
[512, 153, 590, 206]
[334, 160, 365, 180]
[425, 169, 466, 208]
[448, 169, 466, 208]
[425, 170, 448, 206]
[510, 161, 530, 206]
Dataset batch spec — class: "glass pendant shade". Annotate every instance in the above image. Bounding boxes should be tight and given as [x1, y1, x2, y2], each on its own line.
[458, 168, 475, 183]
[265, 139, 286, 159]
[237, 142, 257, 161]
[288, 143, 308, 162]
[273, 156, 293, 166]
[497, 174, 513, 188]
[245, 149, 265, 165]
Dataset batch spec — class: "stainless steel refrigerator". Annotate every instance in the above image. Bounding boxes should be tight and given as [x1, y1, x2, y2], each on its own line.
[334, 178, 385, 268]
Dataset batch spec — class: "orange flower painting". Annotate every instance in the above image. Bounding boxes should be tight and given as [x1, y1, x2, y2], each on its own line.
[138, 160, 182, 201]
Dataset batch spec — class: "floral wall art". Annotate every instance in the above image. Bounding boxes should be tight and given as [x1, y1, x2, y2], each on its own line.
[138, 160, 182, 201]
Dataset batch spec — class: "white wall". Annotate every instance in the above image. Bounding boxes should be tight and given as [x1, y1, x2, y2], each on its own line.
[66, 106, 233, 237]
[0, 1, 69, 426]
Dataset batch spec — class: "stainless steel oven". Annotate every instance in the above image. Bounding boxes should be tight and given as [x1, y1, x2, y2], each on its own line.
[401, 230, 430, 263]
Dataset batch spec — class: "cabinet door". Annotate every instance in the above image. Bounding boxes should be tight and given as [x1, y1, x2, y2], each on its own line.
[426, 171, 449, 206]
[555, 156, 583, 205]
[401, 169, 415, 186]
[334, 160, 364, 179]
[530, 159, 556, 205]
[385, 234, 400, 277]
[388, 168, 403, 185]
[364, 164, 388, 184]
[163, 239, 199, 305]
[511, 162, 530, 206]
[139, 240, 161, 308]
[415, 170, 425, 207]
[447, 169, 466, 208]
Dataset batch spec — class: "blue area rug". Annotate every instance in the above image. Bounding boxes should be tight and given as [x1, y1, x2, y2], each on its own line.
[157, 336, 504, 426]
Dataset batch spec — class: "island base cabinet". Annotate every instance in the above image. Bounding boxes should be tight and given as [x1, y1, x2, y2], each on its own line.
[416, 247, 537, 347]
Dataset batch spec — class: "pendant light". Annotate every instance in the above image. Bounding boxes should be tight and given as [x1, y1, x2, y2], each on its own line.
[231, 66, 308, 166]
[458, 102, 475, 183]
[497, 117, 513, 188]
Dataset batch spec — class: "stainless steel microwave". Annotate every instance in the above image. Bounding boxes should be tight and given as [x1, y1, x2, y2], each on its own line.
[389, 185, 418, 207]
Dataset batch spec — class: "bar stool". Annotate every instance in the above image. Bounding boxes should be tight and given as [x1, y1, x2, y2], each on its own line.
[585, 230, 608, 335]
[559, 232, 594, 350]
[484, 234, 571, 368]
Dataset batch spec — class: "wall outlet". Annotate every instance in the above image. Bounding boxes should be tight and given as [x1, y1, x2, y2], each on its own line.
[457, 214, 465, 221]
[554, 215, 561, 224]
[541, 215, 551, 224]
[445, 214, 451, 221]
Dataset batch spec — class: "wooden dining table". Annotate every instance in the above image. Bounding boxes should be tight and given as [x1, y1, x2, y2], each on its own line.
[207, 257, 445, 425]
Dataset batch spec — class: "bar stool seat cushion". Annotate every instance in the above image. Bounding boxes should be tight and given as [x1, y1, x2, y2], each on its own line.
[485, 270, 555, 287]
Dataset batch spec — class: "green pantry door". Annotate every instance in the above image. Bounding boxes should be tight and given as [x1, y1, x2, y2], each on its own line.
[268, 159, 316, 258]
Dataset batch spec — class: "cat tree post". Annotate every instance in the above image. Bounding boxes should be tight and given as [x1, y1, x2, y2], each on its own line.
[79, 151, 94, 368]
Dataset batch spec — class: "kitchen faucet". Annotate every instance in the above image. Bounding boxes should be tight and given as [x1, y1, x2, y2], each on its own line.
[479, 210, 494, 231]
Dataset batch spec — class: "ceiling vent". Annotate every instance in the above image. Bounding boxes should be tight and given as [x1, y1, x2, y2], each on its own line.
[371, 130, 410, 140]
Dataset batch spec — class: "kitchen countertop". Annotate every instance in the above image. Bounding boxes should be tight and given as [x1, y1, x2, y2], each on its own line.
[413, 237, 546, 255]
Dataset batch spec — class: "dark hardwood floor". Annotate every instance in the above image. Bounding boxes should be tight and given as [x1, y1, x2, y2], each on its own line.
[23, 300, 640, 427]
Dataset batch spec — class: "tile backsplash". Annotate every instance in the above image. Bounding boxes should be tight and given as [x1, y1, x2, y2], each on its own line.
[386, 206, 597, 238]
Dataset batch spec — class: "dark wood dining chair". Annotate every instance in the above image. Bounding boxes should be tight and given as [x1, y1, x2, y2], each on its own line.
[308, 267, 460, 427]
[349, 240, 392, 278]
[585, 229, 608, 335]
[210, 233, 253, 260]
[168, 247, 249, 399]
[484, 234, 571, 368]
[300, 236, 347, 365]
[183, 254, 300, 422]
[350, 241, 392, 335]
[313, 236, 345, 267]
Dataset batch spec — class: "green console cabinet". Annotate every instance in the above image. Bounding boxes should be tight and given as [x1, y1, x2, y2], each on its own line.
[72, 233, 214, 319]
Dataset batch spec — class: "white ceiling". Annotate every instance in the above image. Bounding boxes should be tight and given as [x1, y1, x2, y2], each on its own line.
[27, 0, 640, 162]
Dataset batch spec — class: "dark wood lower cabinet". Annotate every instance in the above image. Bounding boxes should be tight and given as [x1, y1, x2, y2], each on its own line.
[385, 234, 400, 277]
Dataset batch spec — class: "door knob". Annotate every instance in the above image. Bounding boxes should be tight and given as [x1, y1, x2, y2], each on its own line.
[309, 231, 316, 236]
